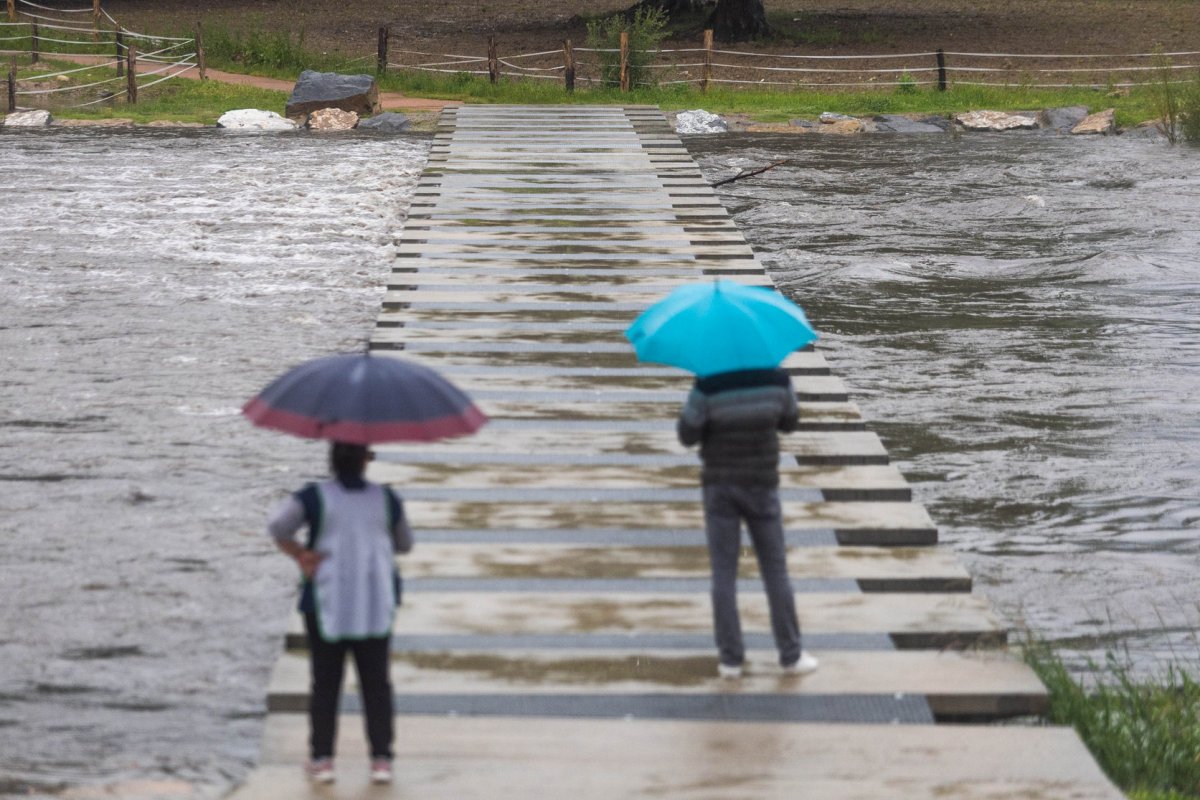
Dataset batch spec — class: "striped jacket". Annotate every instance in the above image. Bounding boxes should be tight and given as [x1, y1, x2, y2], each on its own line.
[676, 368, 799, 486]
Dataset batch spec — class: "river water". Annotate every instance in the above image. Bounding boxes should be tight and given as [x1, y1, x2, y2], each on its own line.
[0, 126, 1197, 797]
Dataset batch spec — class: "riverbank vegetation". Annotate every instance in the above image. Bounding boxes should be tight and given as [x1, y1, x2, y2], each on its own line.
[8, 13, 1198, 135]
[9, 28, 1190, 135]
[1024, 640, 1200, 800]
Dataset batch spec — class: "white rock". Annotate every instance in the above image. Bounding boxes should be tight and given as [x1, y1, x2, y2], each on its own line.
[4, 109, 52, 127]
[307, 107, 359, 131]
[955, 110, 1038, 131]
[675, 109, 728, 135]
[216, 109, 298, 131]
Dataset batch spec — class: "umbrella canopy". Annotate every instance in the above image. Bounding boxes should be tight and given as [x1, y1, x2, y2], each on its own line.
[625, 280, 818, 377]
[242, 353, 486, 444]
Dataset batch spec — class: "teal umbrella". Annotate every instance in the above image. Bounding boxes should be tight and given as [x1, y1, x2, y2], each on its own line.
[625, 280, 818, 376]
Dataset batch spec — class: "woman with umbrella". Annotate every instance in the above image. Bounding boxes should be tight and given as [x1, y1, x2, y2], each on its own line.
[267, 441, 408, 784]
[246, 352, 486, 784]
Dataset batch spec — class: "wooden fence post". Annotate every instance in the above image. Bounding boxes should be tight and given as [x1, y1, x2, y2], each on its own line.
[115, 29, 123, 77]
[936, 48, 947, 91]
[702, 28, 713, 93]
[6, 61, 15, 112]
[376, 26, 389, 75]
[92, 0, 100, 42]
[619, 30, 629, 91]
[563, 39, 575, 93]
[30, 21, 39, 64]
[7, 0, 14, 23]
[126, 42, 136, 104]
[487, 36, 498, 84]
[195, 21, 206, 80]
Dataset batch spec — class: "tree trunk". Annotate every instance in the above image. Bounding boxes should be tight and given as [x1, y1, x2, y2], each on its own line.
[633, 0, 713, 14]
[707, 0, 769, 41]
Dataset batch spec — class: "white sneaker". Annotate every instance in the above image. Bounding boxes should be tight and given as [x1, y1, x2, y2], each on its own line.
[782, 651, 819, 675]
[305, 758, 335, 783]
[717, 662, 743, 680]
[370, 758, 393, 784]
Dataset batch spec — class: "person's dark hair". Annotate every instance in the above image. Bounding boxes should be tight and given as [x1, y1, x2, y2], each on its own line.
[330, 441, 371, 481]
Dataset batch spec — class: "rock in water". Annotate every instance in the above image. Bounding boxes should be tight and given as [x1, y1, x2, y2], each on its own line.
[872, 114, 949, 134]
[955, 110, 1039, 131]
[286, 71, 380, 119]
[307, 108, 359, 131]
[674, 109, 728, 135]
[4, 109, 52, 127]
[357, 112, 411, 133]
[1039, 106, 1090, 132]
[1071, 108, 1116, 135]
[216, 109, 298, 131]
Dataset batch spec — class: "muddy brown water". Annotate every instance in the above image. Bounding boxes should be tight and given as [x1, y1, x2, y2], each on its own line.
[0, 126, 1197, 797]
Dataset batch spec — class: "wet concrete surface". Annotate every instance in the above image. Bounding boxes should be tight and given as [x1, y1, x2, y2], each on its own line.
[1, 125, 1198, 797]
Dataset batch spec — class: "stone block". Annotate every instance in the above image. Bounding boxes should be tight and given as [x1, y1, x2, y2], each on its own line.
[285, 70, 380, 119]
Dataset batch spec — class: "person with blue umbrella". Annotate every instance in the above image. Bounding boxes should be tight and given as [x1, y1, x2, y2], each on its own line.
[627, 281, 820, 680]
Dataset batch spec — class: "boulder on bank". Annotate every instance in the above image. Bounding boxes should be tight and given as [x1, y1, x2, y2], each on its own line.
[4, 109, 52, 127]
[1071, 108, 1116, 135]
[286, 71, 380, 119]
[307, 107, 359, 131]
[675, 109, 728, 134]
[357, 112, 411, 133]
[956, 110, 1039, 131]
[216, 109, 299, 131]
[1039, 106, 1090, 132]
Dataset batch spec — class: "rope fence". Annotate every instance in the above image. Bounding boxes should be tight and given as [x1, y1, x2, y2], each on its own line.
[3, 0, 205, 112]
[376, 27, 1200, 93]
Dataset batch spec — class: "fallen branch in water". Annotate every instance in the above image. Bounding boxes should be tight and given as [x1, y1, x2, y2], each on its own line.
[711, 159, 790, 187]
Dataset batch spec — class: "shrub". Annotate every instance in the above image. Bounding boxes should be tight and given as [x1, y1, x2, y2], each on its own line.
[585, 6, 668, 89]
[895, 71, 919, 95]
[1024, 640, 1200, 798]
[1180, 71, 1200, 144]
[1148, 47, 1183, 143]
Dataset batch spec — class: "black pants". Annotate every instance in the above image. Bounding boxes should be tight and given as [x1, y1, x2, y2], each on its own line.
[304, 612, 394, 760]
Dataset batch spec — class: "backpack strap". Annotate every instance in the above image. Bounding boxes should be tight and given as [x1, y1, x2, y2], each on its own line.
[295, 483, 323, 550]
[295, 483, 323, 616]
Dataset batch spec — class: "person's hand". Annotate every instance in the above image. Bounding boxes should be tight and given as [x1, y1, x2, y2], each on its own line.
[295, 549, 325, 578]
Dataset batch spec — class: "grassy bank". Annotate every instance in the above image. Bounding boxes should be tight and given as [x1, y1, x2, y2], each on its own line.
[11, 22, 1194, 131]
[1024, 641, 1200, 800]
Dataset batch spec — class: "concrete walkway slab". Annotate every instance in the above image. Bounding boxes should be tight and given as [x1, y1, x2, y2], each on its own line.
[228, 715, 1121, 800]
[266, 648, 1043, 719]
[368, 461, 908, 500]
[397, 544, 968, 588]
[284, 591, 1004, 647]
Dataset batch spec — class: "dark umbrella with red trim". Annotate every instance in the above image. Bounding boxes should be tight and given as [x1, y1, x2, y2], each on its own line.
[242, 352, 486, 444]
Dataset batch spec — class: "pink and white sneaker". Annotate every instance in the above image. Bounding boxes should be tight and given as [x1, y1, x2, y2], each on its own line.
[370, 758, 393, 784]
[305, 757, 335, 783]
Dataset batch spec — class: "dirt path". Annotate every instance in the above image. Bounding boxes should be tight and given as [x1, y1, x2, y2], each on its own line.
[193, 66, 456, 112]
[41, 54, 456, 113]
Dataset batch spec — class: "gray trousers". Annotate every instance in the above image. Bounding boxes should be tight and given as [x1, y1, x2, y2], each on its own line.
[702, 482, 801, 667]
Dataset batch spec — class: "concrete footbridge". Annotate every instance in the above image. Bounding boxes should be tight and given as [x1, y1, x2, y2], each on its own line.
[230, 105, 1120, 798]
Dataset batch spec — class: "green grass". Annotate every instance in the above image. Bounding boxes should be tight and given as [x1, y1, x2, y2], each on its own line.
[14, 21, 1188, 130]
[17, 57, 286, 124]
[376, 67, 1164, 127]
[1024, 640, 1200, 799]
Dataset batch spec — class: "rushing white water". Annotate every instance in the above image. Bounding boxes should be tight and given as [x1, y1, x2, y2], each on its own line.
[0, 125, 1197, 798]
[0, 128, 429, 798]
